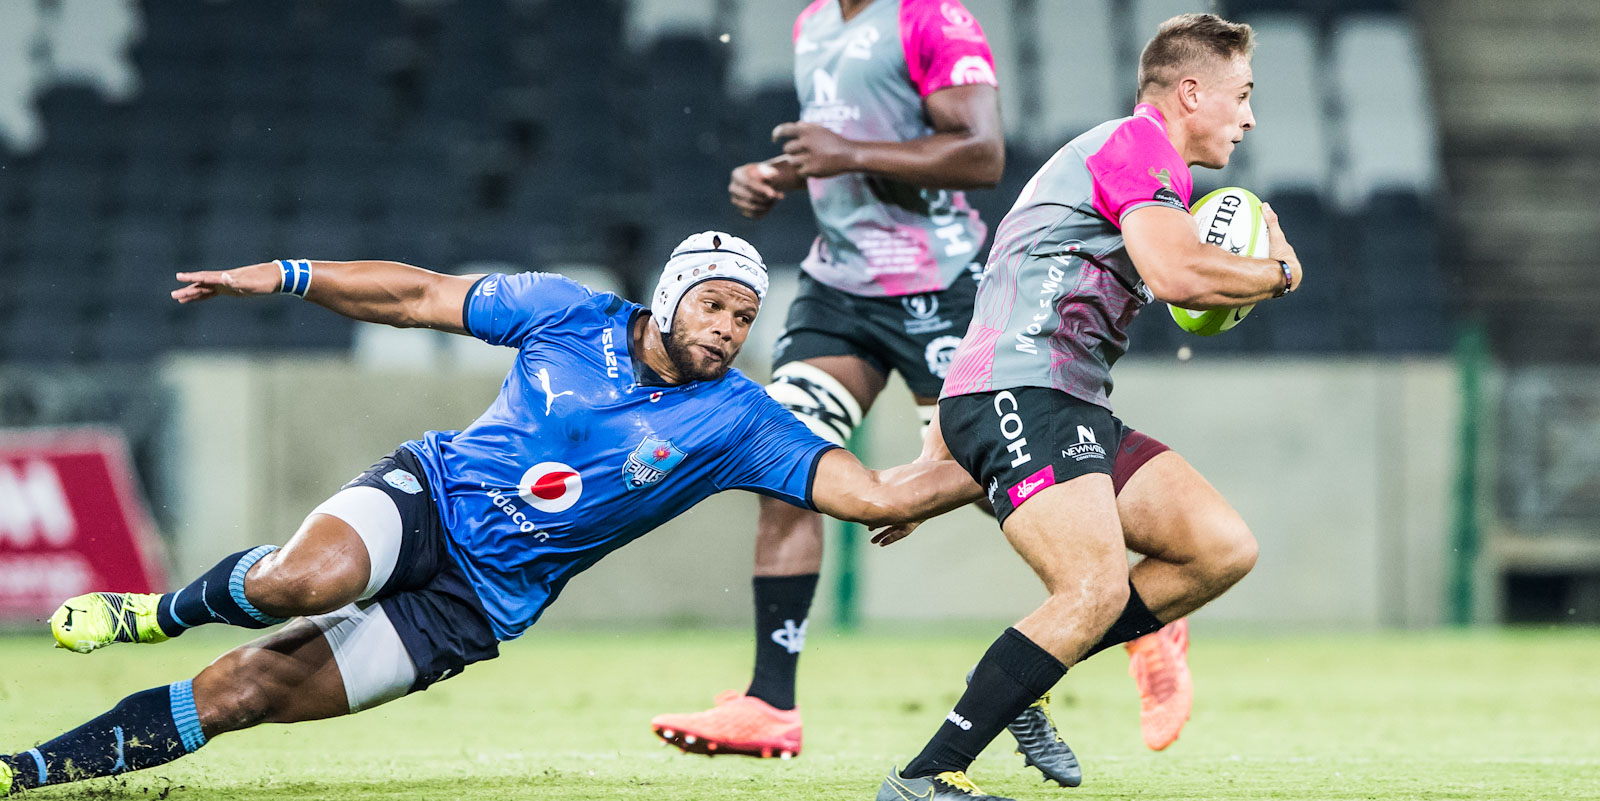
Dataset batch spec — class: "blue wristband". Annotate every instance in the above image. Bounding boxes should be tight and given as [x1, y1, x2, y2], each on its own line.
[277, 259, 312, 298]
[1274, 259, 1293, 297]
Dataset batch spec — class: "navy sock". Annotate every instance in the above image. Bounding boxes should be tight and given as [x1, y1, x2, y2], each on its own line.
[1081, 582, 1164, 660]
[904, 628, 1066, 779]
[2, 681, 207, 791]
[744, 573, 818, 711]
[155, 545, 287, 637]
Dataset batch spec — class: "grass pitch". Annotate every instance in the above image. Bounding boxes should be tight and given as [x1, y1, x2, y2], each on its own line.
[1, 627, 1597, 800]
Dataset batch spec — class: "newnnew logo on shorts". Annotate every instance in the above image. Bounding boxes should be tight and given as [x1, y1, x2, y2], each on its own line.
[1063, 425, 1107, 462]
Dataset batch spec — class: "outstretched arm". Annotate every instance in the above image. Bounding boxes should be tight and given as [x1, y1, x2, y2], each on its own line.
[809, 448, 984, 531]
[859, 409, 986, 546]
[171, 260, 481, 334]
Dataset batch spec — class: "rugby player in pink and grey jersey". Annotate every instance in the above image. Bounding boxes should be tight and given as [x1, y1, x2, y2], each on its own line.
[655, 0, 1096, 784]
[871, 14, 1305, 799]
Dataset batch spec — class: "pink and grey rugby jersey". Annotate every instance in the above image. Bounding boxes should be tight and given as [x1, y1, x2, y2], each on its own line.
[941, 104, 1193, 408]
[792, 0, 996, 297]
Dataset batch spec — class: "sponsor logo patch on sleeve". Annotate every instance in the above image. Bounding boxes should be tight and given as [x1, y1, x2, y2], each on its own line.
[1153, 186, 1185, 209]
[383, 469, 424, 495]
[950, 55, 997, 86]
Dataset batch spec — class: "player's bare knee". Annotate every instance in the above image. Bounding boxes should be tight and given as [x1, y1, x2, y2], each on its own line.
[1218, 521, 1258, 584]
[246, 555, 347, 616]
[197, 648, 289, 732]
[1096, 574, 1132, 617]
[1195, 517, 1257, 586]
[1042, 560, 1129, 621]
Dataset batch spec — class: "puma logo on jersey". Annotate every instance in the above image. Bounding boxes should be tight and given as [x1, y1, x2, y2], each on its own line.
[535, 368, 574, 415]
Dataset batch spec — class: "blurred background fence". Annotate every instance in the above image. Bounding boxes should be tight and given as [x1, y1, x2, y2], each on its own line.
[0, 0, 1595, 629]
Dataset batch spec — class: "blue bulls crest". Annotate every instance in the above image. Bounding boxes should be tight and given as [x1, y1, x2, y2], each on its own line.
[624, 436, 687, 491]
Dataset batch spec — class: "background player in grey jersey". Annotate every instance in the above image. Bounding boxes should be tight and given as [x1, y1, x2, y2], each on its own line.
[648, 0, 1097, 782]
[870, 14, 1307, 800]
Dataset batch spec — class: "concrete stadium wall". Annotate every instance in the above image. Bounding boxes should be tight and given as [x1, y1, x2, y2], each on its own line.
[161, 353, 1459, 631]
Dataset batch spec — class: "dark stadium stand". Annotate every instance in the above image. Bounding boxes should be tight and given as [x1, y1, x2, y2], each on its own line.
[0, 0, 1452, 363]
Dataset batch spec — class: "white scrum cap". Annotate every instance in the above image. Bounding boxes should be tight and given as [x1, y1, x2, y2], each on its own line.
[652, 231, 768, 333]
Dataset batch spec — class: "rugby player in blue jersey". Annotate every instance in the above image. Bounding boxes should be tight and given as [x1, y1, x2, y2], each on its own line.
[0, 232, 983, 797]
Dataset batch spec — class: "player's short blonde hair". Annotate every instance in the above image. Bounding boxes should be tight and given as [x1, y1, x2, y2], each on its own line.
[1136, 13, 1256, 102]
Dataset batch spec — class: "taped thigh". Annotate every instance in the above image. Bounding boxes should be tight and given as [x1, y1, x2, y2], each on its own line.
[309, 602, 418, 714]
[766, 361, 864, 446]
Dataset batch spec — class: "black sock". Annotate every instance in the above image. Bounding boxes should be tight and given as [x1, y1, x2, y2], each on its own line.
[2, 681, 207, 791]
[743, 573, 818, 711]
[155, 545, 288, 637]
[904, 627, 1066, 778]
[1081, 581, 1164, 660]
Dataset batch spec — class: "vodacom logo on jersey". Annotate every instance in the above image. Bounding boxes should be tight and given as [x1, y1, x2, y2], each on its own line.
[517, 462, 583, 513]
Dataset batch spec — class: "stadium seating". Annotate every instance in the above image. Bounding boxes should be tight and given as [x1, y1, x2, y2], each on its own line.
[47, 0, 142, 103]
[1034, 0, 1122, 147]
[0, 0, 1452, 363]
[0, 1, 46, 152]
[1234, 14, 1330, 197]
[1329, 14, 1440, 211]
[727, 0, 796, 97]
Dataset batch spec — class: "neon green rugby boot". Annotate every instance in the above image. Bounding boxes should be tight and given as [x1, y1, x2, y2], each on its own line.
[50, 592, 170, 654]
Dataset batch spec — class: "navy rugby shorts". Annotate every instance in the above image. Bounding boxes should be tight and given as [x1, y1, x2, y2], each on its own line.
[336, 447, 501, 694]
[772, 265, 981, 398]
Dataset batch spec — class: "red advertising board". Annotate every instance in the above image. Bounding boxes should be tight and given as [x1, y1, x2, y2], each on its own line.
[0, 428, 167, 622]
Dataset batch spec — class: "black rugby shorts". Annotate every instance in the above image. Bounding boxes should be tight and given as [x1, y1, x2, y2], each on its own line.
[939, 387, 1170, 526]
[771, 266, 981, 398]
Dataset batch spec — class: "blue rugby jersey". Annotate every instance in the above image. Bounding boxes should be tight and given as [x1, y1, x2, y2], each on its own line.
[403, 272, 838, 640]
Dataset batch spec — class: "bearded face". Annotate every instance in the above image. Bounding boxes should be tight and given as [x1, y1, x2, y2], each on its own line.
[662, 323, 734, 381]
[661, 280, 760, 382]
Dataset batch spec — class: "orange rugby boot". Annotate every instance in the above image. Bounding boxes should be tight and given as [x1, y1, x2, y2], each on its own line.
[1126, 617, 1192, 751]
[650, 691, 802, 758]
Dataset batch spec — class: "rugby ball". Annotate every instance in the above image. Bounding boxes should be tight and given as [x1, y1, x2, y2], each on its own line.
[1168, 186, 1268, 336]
